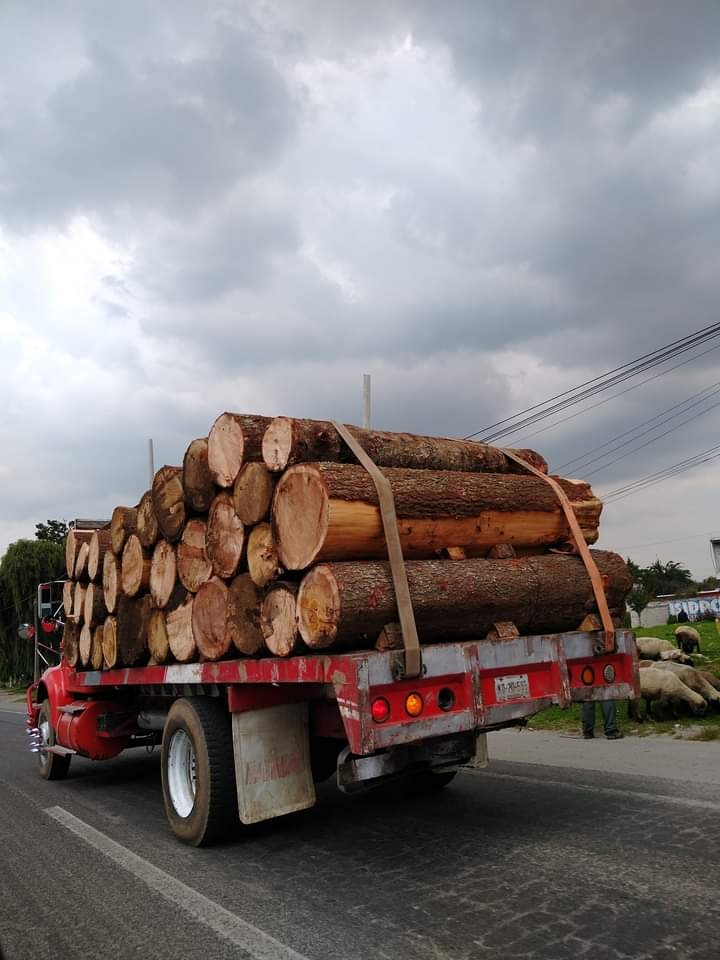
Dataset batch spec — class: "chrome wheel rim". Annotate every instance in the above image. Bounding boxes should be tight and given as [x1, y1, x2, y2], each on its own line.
[38, 716, 51, 768]
[167, 729, 197, 818]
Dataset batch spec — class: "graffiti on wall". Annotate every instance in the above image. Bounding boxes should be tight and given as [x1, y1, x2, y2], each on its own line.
[668, 597, 720, 619]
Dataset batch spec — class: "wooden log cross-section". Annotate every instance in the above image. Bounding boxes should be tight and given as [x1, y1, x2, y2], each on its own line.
[273, 463, 603, 570]
[136, 490, 159, 549]
[233, 462, 275, 525]
[207, 413, 273, 488]
[177, 520, 212, 593]
[150, 540, 177, 608]
[296, 550, 631, 652]
[88, 527, 112, 582]
[66, 530, 93, 578]
[103, 552, 122, 615]
[192, 577, 231, 661]
[261, 582, 300, 657]
[111, 506, 138, 557]
[121, 535, 151, 598]
[225, 574, 265, 656]
[247, 523, 283, 587]
[262, 416, 550, 475]
[207, 494, 244, 579]
[152, 466, 186, 543]
[183, 438, 215, 513]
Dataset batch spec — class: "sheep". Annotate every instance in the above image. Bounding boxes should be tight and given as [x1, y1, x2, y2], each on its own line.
[659, 649, 694, 666]
[635, 636, 676, 659]
[698, 670, 720, 692]
[648, 661, 720, 709]
[629, 666, 707, 721]
[674, 625, 701, 655]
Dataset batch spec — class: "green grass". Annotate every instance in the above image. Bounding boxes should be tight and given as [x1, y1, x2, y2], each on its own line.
[527, 620, 720, 737]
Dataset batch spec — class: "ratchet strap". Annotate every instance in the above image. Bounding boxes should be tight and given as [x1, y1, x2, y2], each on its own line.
[330, 421, 422, 679]
[500, 449, 616, 654]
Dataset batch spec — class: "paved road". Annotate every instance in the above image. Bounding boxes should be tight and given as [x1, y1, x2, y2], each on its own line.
[1, 694, 718, 960]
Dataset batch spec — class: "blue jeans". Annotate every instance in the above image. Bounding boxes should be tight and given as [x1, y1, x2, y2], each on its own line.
[582, 700, 619, 737]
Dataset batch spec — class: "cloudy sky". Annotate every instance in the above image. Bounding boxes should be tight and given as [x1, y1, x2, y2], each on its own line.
[2, 1, 720, 579]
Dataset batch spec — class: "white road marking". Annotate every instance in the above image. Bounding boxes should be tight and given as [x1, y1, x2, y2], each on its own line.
[466, 769, 720, 811]
[45, 806, 310, 960]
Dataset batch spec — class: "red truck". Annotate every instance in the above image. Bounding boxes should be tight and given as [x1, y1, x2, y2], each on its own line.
[27, 580, 638, 845]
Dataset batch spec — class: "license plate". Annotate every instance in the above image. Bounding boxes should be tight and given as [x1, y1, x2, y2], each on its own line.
[494, 673, 530, 701]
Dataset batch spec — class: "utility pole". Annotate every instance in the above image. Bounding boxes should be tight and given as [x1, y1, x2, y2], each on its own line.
[363, 374, 371, 430]
[148, 438, 155, 487]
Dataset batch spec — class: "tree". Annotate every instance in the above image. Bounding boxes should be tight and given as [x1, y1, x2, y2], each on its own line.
[35, 520, 68, 544]
[626, 557, 696, 599]
[627, 585, 653, 626]
[698, 575, 720, 591]
[0, 539, 65, 682]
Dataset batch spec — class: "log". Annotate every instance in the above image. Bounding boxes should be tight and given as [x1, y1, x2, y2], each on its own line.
[136, 490, 159, 549]
[166, 592, 196, 663]
[261, 582, 300, 657]
[79, 623, 93, 668]
[247, 522, 283, 587]
[177, 520, 212, 592]
[62, 580, 74, 618]
[103, 551, 122, 614]
[207, 413, 273, 488]
[88, 527, 112, 581]
[66, 530, 93, 578]
[63, 618, 80, 667]
[102, 616, 118, 669]
[183, 438, 215, 512]
[296, 550, 631, 651]
[273, 463, 602, 570]
[116, 594, 151, 666]
[192, 577, 231, 661]
[152, 466, 186, 542]
[73, 582, 87, 622]
[148, 609, 171, 664]
[111, 506, 138, 556]
[91, 625, 105, 671]
[83, 583, 107, 628]
[74, 541, 90, 580]
[206, 493, 244, 579]
[262, 416, 549, 475]
[233, 462, 275, 525]
[150, 540, 177, 608]
[225, 574, 265, 656]
[121, 534, 151, 598]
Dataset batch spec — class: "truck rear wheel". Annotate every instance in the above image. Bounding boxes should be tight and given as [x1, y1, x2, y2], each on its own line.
[38, 700, 71, 781]
[161, 697, 238, 846]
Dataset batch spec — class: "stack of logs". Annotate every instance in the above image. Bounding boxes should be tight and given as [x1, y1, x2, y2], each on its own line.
[61, 413, 632, 671]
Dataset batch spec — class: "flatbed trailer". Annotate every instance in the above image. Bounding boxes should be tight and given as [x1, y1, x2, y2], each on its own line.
[27, 627, 638, 845]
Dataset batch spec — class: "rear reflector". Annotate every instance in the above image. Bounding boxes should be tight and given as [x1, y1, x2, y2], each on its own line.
[581, 666, 595, 685]
[371, 697, 391, 723]
[404, 693, 423, 717]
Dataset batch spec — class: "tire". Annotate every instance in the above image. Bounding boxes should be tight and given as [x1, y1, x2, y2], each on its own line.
[37, 700, 71, 781]
[410, 768, 458, 791]
[161, 697, 238, 846]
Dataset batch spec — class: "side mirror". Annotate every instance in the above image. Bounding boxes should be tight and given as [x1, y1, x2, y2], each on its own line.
[18, 623, 35, 642]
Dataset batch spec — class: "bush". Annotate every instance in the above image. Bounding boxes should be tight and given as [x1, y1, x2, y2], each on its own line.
[667, 614, 678, 625]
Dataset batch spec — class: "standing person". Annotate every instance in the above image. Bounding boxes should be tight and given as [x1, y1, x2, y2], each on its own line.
[582, 700, 624, 739]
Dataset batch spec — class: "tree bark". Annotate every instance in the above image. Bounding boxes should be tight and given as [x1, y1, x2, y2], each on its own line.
[136, 490, 159, 549]
[148, 609, 170, 664]
[103, 551, 122, 614]
[88, 527, 112, 582]
[121, 534, 151, 598]
[111, 506, 138, 556]
[74, 541, 90, 580]
[166, 592, 196, 663]
[102, 616, 118, 669]
[225, 574, 265, 656]
[206, 493, 244, 579]
[66, 530, 93, 578]
[247, 522, 283, 587]
[83, 583, 107, 628]
[273, 463, 601, 570]
[79, 623, 92, 668]
[233, 462, 275, 525]
[183, 438, 215, 512]
[150, 540, 177, 608]
[73, 582, 87, 622]
[117, 594, 151, 666]
[192, 577, 231, 661]
[207, 413, 274, 488]
[262, 416, 549, 475]
[63, 618, 80, 668]
[261, 582, 301, 657]
[297, 550, 631, 650]
[63, 579, 74, 619]
[152, 466, 186, 542]
[91, 625, 105, 671]
[177, 519, 212, 592]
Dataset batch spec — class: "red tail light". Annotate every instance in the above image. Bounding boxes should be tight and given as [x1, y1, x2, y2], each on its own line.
[371, 697, 391, 723]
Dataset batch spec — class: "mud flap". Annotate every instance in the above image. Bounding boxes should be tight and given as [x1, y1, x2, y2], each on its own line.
[232, 702, 316, 825]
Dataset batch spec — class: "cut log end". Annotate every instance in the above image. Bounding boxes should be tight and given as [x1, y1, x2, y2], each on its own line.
[152, 466, 186, 542]
[225, 574, 265, 656]
[233, 462, 274, 525]
[261, 584, 300, 657]
[166, 594, 196, 663]
[262, 416, 293, 472]
[148, 609, 170, 665]
[208, 413, 246, 488]
[296, 565, 340, 649]
[247, 522, 283, 587]
[111, 506, 138, 556]
[206, 494, 244, 579]
[192, 577, 231, 661]
[121, 534, 151, 597]
[273, 466, 329, 570]
[150, 540, 177, 608]
[102, 617, 118, 669]
[183, 437, 215, 512]
[136, 490, 160, 549]
[177, 519, 212, 593]
[103, 552, 122, 614]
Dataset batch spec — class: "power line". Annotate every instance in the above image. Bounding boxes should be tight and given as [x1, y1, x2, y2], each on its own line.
[465, 321, 720, 442]
[600, 443, 720, 503]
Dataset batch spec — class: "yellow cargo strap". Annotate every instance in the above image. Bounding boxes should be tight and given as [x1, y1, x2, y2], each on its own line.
[330, 421, 422, 679]
[500, 449, 616, 654]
